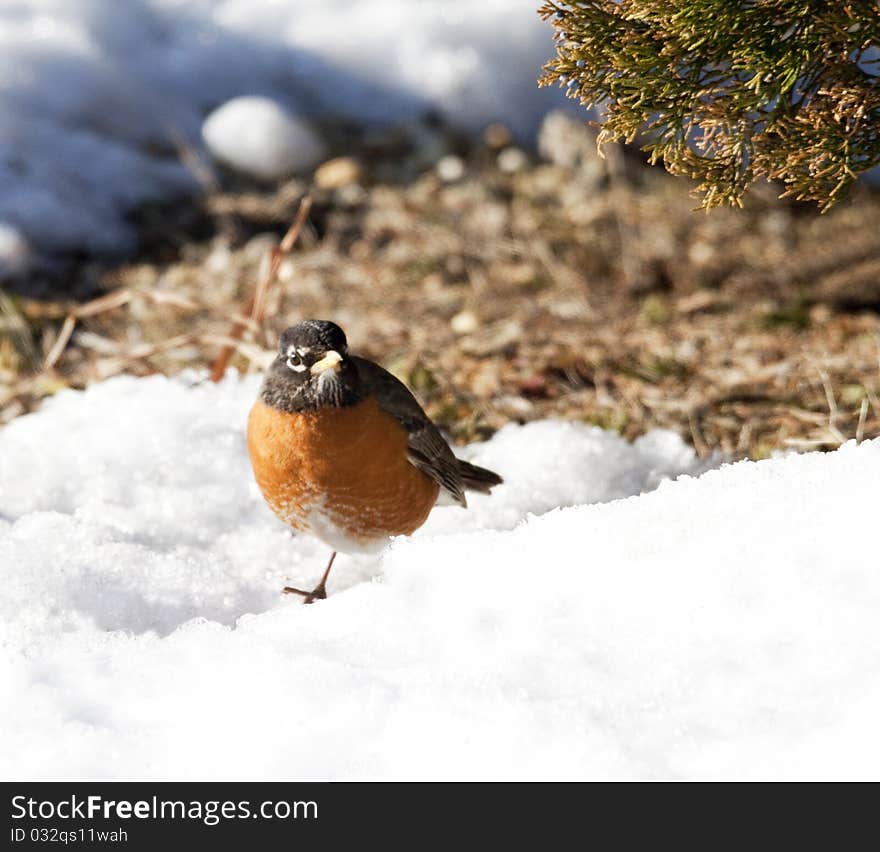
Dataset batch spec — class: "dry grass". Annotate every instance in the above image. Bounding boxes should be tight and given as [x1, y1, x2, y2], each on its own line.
[2, 121, 880, 458]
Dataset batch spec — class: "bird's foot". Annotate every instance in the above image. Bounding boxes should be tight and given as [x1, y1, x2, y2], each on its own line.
[282, 583, 327, 605]
[283, 552, 336, 605]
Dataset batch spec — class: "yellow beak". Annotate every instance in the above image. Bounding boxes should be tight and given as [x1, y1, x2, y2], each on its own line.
[310, 350, 343, 374]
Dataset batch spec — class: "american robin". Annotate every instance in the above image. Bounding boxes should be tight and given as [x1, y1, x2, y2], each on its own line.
[247, 319, 503, 603]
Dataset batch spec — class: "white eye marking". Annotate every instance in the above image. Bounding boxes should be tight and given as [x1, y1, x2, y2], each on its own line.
[285, 346, 307, 372]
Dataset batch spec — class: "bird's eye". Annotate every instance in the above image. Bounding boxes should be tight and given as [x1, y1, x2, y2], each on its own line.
[286, 352, 307, 373]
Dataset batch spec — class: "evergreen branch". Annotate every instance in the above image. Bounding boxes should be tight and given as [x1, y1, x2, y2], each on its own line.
[539, 0, 880, 209]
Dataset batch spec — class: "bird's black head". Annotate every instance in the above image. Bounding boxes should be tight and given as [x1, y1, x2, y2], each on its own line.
[279, 319, 349, 368]
[260, 320, 361, 411]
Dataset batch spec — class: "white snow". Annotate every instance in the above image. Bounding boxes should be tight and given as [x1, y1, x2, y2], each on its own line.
[1, 0, 564, 260]
[0, 223, 31, 277]
[202, 96, 326, 180]
[2, 373, 879, 780]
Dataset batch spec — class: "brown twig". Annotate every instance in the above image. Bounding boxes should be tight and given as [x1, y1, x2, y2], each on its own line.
[42, 289, 136, 370]
[38, 282, 267, 376]
[43, 314, 77, 370]
[209, 195, 312, 382]
[855, 397, 868, 444]
[813, 362, 846, 444]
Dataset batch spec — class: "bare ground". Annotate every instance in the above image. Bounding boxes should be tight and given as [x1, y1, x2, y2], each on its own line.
[2, 118, 879, 458]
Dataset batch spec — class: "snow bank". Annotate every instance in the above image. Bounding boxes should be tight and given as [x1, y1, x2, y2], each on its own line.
[2, 373, 878, 779]
[1, 0, 562, 259]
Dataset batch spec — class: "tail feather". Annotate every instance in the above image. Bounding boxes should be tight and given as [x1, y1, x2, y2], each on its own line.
[456, 459, 503, 494]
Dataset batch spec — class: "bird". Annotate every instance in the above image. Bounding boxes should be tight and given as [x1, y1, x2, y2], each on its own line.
[247, 319, 503, 603]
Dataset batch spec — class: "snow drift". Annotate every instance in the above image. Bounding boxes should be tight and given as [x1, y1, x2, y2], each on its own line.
[0, 0, 563, 261]
[1, 373, 878, 779]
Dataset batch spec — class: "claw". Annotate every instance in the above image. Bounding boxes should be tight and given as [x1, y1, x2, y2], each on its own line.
[282, 551, 336, 605]
[282, 584, 327, 605]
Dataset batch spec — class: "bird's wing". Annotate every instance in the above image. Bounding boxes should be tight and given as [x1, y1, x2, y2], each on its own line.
[352, 356, 467, 507]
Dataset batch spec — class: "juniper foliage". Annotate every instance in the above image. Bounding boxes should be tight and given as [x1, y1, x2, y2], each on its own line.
[539, 1, 880, 209]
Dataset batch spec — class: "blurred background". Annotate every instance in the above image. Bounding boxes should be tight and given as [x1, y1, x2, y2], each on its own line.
[2, 0, 879, 457]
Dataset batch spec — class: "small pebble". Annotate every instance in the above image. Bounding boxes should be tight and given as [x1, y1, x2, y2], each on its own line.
[451, 310, 479, 335]
[497, 147, 529, 174]
[483, 123, 512, 150]
[436, 155, 465, 182]
[688, 241, 715, 265]
[335, 184, 367, 206]
[314, 157, 363, 189]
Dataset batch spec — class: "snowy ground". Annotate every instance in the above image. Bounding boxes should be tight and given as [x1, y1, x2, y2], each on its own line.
[1, 0, 564, 263]
[2, 373, 879, 779]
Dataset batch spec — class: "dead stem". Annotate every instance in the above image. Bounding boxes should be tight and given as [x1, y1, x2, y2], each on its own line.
[210, 195, 312, 382]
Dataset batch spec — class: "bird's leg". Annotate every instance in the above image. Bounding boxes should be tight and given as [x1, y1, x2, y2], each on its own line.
[283, 552, 337, 605]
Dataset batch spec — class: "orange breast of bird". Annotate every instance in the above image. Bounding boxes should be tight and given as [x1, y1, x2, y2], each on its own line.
[247, 395, 440, 548]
